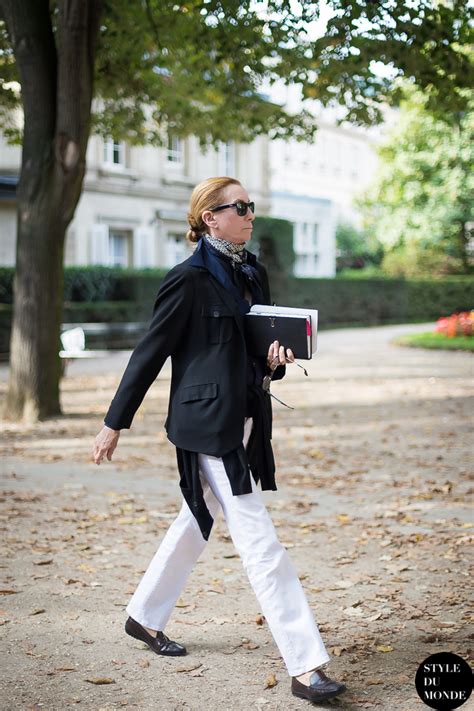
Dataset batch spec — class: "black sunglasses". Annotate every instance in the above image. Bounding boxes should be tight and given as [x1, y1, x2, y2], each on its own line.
[211, 200, 255, 217]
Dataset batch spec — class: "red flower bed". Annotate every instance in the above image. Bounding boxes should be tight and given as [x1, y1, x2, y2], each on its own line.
[435, 311, 473, 338]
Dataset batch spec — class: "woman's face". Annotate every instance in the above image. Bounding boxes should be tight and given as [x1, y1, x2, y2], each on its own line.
[202, 184, 255, 244]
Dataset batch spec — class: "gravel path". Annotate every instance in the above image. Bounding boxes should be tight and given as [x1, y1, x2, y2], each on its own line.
[0, 323, 472, 711]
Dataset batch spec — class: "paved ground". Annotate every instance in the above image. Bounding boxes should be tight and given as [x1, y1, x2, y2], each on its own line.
[0, 323, 472, 711]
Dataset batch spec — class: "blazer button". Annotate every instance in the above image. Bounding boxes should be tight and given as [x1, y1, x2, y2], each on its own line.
[213, 310, 220, 317]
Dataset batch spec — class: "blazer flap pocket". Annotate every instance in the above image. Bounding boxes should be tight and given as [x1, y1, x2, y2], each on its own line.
[201, 302, 234, 318]
[180, 382, 218, 403]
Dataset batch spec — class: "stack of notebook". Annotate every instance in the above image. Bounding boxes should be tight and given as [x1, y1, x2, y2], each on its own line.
[244, 305, 318, 360]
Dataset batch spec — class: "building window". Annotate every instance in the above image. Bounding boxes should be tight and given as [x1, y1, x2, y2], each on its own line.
[167, 134, 183, 163]
[103, 139, 126, 168]
[293, 222, 319, 277]
[217, 141, 235, 175]
[350, 143, 359, 178]
[109, 229, 132, 267]
[165, 232, 188, 267]
[294, 253, 319, 277]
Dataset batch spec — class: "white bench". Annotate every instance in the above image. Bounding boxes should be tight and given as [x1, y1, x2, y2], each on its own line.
[60, 326, 110, 359]
[59, 327, 110, 375]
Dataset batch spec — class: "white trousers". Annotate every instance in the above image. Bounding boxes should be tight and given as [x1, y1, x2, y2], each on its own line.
[126, 419, 330, 677]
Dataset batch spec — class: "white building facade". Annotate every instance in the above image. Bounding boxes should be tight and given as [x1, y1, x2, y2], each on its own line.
[0, 113, 379, 277]
[268, 120, 379, 277]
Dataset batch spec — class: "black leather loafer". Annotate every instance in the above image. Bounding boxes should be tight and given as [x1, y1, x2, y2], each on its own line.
[125, 616, 187, 656]
[291, 668, 346, 703]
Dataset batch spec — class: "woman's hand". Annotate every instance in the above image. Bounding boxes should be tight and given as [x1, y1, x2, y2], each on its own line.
[92, 425, 121, 465]
[267, 340, 295, 371]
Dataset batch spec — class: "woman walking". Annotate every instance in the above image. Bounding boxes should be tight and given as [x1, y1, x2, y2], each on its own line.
[92, 177, 346, 704]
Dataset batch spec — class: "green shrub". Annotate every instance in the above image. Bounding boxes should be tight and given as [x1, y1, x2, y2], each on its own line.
[0, 267, 14, 304]
[0, 264, 472, 356]
[63, 301, 152, 323]
[251, 217, 295, 277]
[271, 276, 473, 328]
[63, 266, 167, 302]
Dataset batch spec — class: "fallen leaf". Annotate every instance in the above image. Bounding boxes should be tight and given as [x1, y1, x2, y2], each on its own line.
[0, 590, 20, 595]
[265, 674, 278, 689]
[255, 614, 266, 626]
[176, 663, 202, 673]
[84, 677, 115, 685]
[242, 641, 259, 650]
[29, 609, 46, 616]
[190, 667, 207, 677]
[376, 645, 393, 653]
[138, 659, 150, 668]
[175, 600, 191, 608]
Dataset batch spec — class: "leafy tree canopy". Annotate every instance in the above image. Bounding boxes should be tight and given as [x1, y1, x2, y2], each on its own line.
[358, 85, 473, 276]
[1, 0, 472, 146]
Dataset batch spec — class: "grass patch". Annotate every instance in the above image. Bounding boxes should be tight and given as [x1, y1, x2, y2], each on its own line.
[394, 332, 474, 352]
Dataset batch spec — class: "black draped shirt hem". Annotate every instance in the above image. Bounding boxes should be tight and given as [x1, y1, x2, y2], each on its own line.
[175, 242, 277, 540]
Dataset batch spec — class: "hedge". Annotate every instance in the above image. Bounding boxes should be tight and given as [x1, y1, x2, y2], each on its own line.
[0, 267, 472, 354]
[275, 276, 474, 327]
[251, 216, 295, 276]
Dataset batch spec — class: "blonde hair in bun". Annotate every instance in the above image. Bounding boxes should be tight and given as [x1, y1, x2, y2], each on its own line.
[186, 177, 241, 243]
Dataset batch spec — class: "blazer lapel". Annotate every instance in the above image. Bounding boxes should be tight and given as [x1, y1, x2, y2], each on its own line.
[189, 242, 246, 341]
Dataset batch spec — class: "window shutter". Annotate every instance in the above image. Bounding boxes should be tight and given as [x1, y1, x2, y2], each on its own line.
[90, 224, 110, 265]
[133, 227, 154, 268]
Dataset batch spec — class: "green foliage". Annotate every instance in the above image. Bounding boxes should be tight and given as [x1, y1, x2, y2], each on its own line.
[359, 86, 474, 275]
[0, 267, 14, 304]
[308, 2, 473, 124]
[2, 267, 471, 329]
[271, 275, 473, 328]
[394, 332, 474, 352]
[381, 243, 464, 278]
[250, 217, 295, 277]
[62, 266, 167, 303]
[1, 269, 472, 354]
[335, 222, 384, 271]
[63, 301, 151, 323]
[2, 2, 472, 145]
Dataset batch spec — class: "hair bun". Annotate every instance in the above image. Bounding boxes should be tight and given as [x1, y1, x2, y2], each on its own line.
[186, 227, 200, 243]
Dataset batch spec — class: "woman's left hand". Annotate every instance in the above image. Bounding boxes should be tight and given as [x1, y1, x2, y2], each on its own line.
[267, 340, 295, 370]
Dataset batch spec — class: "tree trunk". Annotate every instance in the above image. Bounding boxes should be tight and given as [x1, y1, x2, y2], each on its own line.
[6, 205, 66, 420]
[2, 0, 102, 421]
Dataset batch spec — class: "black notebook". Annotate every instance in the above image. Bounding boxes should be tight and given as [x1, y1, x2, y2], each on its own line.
[244, 312, 313, 360]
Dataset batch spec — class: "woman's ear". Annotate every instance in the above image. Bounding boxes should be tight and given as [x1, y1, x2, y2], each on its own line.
[201, 210, 216, 229]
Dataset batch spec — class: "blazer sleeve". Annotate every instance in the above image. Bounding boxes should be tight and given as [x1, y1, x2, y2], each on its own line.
[257, 261, 286, 383]
[104, 266, 194, 430]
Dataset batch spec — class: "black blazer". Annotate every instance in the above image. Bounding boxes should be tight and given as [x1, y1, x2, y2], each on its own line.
[104, 247, 285, 456]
